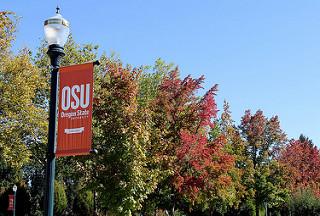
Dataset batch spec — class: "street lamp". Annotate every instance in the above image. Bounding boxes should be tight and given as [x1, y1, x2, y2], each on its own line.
[43, 7, 69, 216]
[12, 185, 17, 216]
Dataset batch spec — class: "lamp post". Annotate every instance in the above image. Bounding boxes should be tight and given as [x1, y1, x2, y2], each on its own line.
[43, 7, 70, 216]
[12, 185, 17, 216]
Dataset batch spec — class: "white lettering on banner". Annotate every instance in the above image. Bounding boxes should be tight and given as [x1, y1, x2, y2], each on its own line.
[61, 84, 90, 111]
[80, 84, 90, 108]
[60, 109, 90, 119]
[61, 86, 70, 111]
[71, 85, 80, 109]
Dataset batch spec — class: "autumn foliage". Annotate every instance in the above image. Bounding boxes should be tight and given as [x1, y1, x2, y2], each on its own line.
[279, 138, 320, 197]
[173, 86, 235, 203]
[2, 12, 320, 216]
[175, 131, 235, 201]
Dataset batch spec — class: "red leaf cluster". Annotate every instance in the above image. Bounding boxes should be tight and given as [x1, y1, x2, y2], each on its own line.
[174, 130, 234, 200]
[198, 85, 218, 128]
[151, 69, 235, 202]
[279, 139, 320, 196]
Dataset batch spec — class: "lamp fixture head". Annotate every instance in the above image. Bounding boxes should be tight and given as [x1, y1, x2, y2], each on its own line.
[13, 185, 17, 192]
[44, 7, 70, 46]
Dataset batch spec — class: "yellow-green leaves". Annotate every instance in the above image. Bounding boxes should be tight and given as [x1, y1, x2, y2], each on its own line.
[0, 50, 46, 170]
[0, 11, 15, 56]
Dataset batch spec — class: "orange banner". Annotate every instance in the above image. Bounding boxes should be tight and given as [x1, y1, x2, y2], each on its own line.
[56, 63, 94, 157]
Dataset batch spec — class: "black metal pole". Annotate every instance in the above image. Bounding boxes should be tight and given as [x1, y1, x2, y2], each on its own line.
[44, 44, 65, 216]
[13, 190, 16, 216]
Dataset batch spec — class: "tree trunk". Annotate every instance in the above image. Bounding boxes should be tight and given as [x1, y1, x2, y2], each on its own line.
[256, 203, 259, 216]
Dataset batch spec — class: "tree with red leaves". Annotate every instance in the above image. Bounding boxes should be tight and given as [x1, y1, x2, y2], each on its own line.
[279, 135, 320, 197]
[145, 69, 236, 214]
[173, 90, 236, 214]
[239, 110, 288, 216]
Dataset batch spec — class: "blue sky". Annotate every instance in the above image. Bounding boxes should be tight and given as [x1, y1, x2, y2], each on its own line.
[2, 0, 320, 145]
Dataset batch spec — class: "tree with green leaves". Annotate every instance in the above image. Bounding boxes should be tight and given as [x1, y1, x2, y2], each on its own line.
[93, 60, 161, 215]
[0, 12, 48, 216]
[0, 11, 46, 186]
[137, 58, 174, 107]
[218, 102, 255, 215]
[239, 110, 288, 216]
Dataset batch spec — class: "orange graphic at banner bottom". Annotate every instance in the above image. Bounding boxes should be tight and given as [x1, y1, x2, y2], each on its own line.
[56, 63, 94, 157]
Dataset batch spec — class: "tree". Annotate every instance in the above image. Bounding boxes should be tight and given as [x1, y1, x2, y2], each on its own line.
[143, 70, 237, 215]
[144, 69, 206, 214]
[279, 136, 320, 197]
[218, 102, 255, 215]
[174, 90, 237, 215]
[93, 60, 160, 215]
[0, 12, 46, 190]
[239, 110, 288, 216]
[288, 188, 320, 216]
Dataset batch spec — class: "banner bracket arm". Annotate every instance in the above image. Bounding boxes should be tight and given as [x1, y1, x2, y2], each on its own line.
[93, 60, 100, 66]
